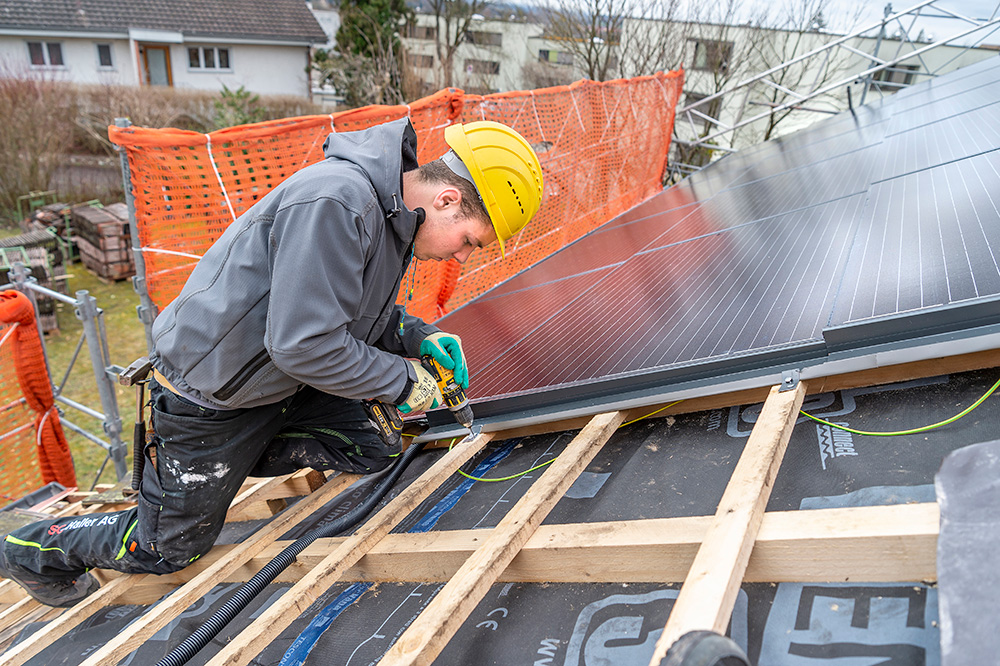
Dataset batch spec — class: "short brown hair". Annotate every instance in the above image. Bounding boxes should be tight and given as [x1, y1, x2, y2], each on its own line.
[416, 159, 490, 225]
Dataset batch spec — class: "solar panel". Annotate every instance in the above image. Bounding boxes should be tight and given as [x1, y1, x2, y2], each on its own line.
[875, 101, 1000, 180]
[431, 56, 1000, 426]
[831, 149, 1000, 327]
[465, 194, 867, 404]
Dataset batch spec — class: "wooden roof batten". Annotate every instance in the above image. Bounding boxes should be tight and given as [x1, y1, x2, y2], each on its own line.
[0, 347, 994, 665]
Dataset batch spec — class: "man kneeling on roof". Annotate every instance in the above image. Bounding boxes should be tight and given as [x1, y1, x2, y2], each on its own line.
[0, 117, 543, 607]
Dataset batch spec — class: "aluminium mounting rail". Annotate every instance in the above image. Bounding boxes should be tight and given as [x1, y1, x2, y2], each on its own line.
[671, 0, 1000, 178]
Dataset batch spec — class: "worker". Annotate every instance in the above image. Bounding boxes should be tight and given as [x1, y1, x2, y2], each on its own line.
[0, 117, 543, 607]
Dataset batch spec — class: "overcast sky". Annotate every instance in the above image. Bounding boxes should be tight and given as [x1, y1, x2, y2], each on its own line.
[649, 0, 1000, 43]
[816, 0, 999, 42]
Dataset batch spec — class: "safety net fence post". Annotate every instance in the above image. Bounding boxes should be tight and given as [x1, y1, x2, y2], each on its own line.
[0, 290, 76, 504]
[109, 71, 683, 328]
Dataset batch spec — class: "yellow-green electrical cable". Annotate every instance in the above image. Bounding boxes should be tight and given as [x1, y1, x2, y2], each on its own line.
[800, 374, 1000, 436]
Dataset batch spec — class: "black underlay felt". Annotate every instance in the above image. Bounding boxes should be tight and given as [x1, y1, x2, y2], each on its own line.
[11, 366, 994, 665]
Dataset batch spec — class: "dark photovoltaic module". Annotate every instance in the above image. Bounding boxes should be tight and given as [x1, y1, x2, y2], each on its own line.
[433, 57, 1000, 427]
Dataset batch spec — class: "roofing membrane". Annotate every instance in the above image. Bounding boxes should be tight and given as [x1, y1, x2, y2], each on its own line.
[14, 366, 996, 665]
[434, 56, 1000, 427]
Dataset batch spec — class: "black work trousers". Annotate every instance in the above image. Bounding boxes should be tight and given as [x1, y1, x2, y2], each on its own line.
[3, 382, 395, 580]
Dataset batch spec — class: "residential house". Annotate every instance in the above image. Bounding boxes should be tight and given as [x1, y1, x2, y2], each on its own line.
[403, 10, 542, 95]
[0, 0, 327, 97]
[391, 7, 997, 155]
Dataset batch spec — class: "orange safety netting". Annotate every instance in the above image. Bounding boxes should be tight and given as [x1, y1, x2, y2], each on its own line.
[0, 321, 41, 504]
[0, 291, 76, 500]
[108, 72, 683, 322]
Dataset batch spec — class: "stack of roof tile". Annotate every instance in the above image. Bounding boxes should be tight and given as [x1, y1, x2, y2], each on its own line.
[0, 229, 68, 332]
[71, 203, 134, 281]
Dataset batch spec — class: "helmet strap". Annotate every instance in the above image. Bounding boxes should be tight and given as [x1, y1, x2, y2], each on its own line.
[441, 151, 486, 211]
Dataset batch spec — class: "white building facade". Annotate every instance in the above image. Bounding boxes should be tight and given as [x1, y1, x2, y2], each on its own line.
[0, 0, 327, 97]
[393, 11, 997, 152]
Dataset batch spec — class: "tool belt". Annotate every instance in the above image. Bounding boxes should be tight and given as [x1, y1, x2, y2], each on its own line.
[152, 368, 183, 397]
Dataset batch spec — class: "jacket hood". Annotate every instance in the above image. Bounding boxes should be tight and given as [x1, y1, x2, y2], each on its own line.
[322, 117, 420, 239]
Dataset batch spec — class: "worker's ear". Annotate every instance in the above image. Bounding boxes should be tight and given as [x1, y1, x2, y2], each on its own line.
[432, 186, 462, 212]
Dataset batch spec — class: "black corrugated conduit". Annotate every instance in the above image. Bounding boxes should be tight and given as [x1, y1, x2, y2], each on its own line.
[154, 439, 427, 666]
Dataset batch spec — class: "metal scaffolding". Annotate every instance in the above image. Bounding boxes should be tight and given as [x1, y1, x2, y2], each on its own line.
[2, 263, 128, 486]
[670, 0, 1000, 179]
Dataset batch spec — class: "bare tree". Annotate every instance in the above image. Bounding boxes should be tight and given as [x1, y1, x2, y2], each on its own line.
[425, 0, 492, 88]
[745, 0, 865, 141]
[668, 0, 863, 177]
[683, 0, 769, 101]
[314, 10, 416, 107]
[541, 0, 628, 82]
[520, 58, 577, 89]
[527, 0, 685, 87]
[618, 0, 687, 78]
[665, 0, 768, 174]
[0, 65, 75, 220]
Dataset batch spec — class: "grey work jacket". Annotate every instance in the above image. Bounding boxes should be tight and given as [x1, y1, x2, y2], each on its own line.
[150, 118, 437, 409]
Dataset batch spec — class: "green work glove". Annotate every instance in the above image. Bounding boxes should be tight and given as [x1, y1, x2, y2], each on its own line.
[397, 360, 443, 414]
[420, 331, 469, 389]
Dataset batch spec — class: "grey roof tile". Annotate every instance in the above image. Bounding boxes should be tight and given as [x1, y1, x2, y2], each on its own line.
[0, 0, 328, 43]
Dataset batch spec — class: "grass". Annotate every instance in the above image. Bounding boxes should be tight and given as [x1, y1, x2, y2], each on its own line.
[43, 262, 147, 489]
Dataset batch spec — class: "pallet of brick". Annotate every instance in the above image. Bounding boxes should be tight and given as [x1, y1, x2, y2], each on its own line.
[70, 204, 129, 248]
[70, 204, 134, 281]
[76, 236, 134, 281]
[19, 203, 76, 260]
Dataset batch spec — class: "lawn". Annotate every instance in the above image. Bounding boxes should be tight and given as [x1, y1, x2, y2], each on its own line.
[42, 262, 148, 489]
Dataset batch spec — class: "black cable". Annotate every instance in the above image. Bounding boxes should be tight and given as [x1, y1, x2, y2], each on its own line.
[154, 439, 427, 666]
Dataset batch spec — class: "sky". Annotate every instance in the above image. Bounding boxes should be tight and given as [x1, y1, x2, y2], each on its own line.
[642, 0, 1000, 44]
[807, 0, 999, 43]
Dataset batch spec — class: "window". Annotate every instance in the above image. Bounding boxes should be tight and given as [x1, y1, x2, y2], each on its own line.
[690, 39, 733, 72]
[411, 54, 434, 68]
[407, 25, 436, 40]
[97, 44, 113, 68]
[188, 46, 231, 70]
[465, 30, 502, 47]
[684, 92, 723, 134]
[869, 64, 919, 92]
[539, 49, 573, 66]
[27, 41, 64, 67]
[464, 59, 500, 75]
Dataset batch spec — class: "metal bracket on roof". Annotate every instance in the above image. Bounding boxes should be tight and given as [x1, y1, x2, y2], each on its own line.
[779, 369, 801, 392]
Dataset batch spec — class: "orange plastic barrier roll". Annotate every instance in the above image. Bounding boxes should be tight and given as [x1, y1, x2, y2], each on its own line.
[109, 72, 684, 323]
[0, 321, 42, 504]
[0, 291, 76, 494]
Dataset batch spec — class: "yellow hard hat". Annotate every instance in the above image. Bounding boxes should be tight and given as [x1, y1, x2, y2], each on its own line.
[444, 121, 544, 257]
